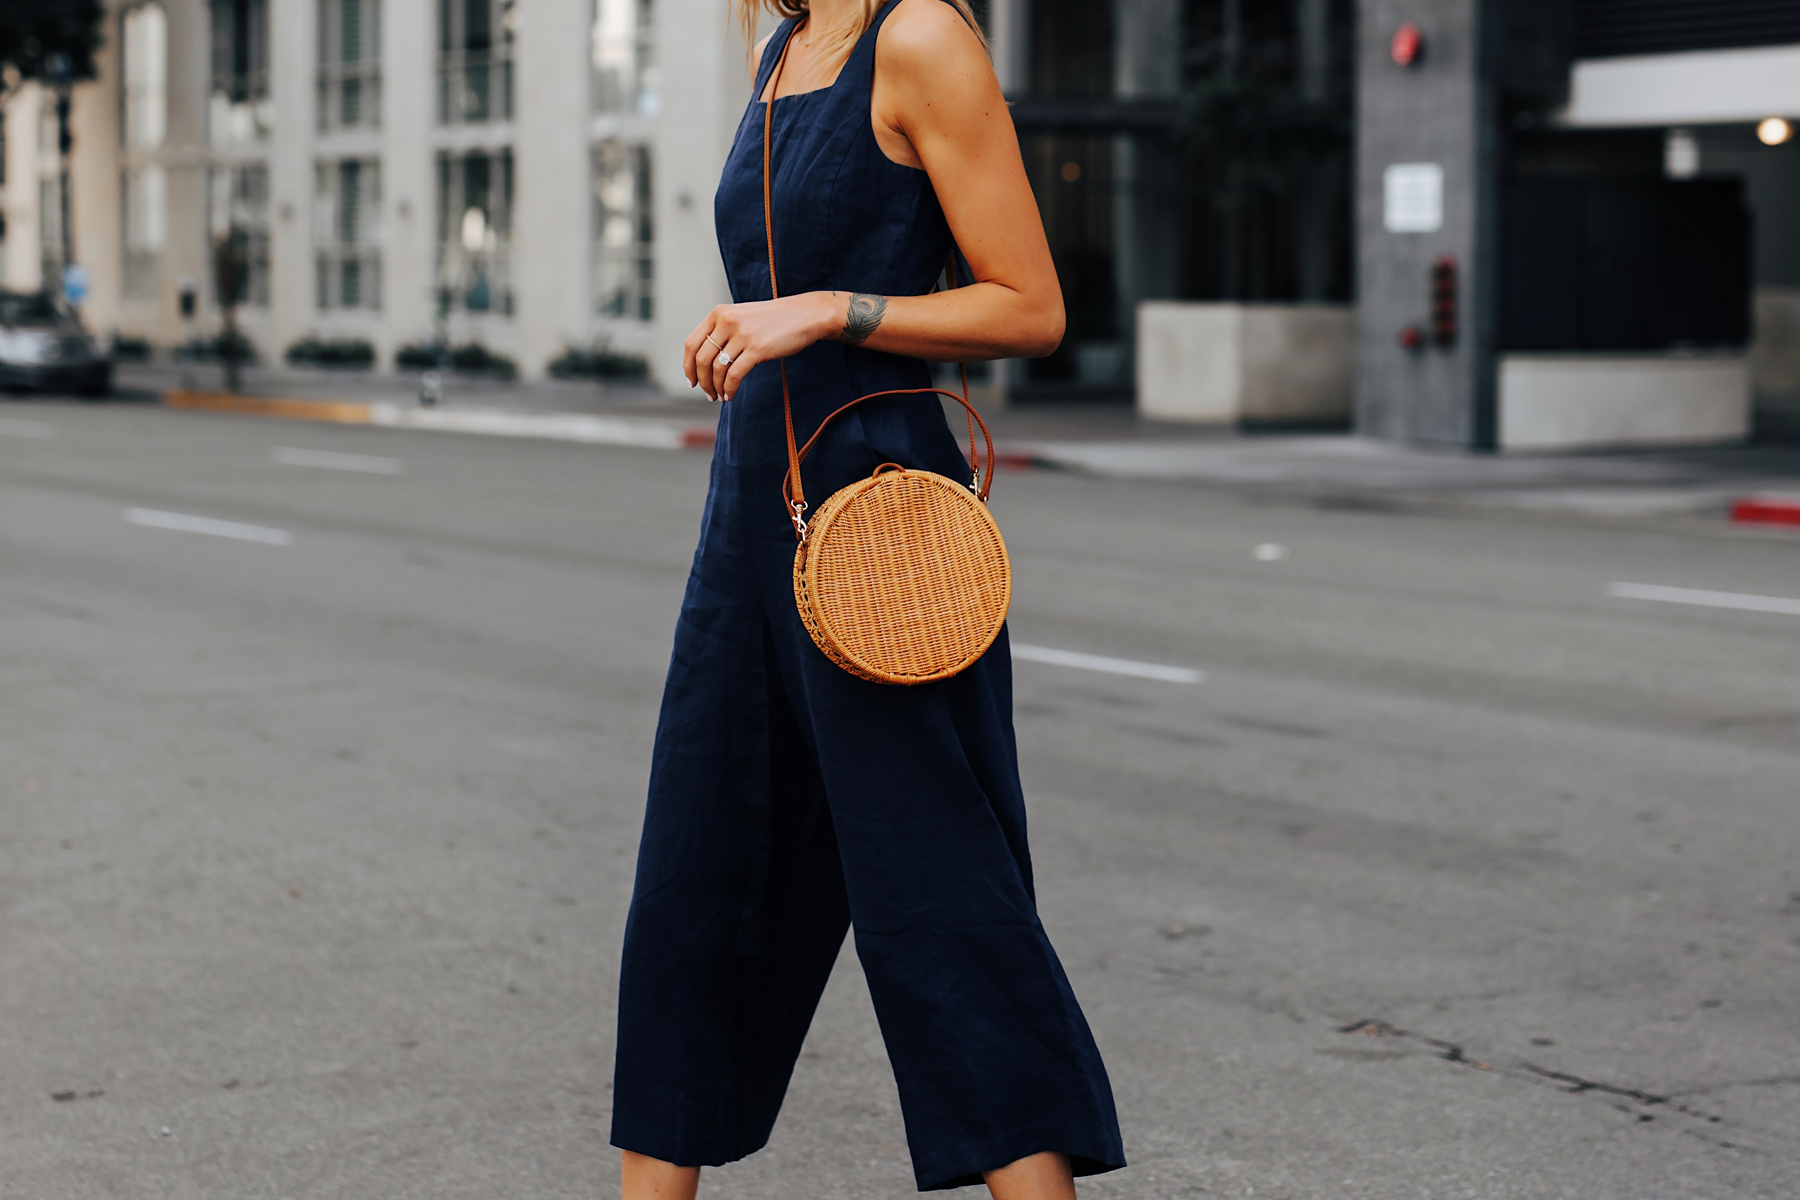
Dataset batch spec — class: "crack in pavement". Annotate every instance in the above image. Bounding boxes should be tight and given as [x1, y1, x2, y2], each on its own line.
[1338, 1019, 1484, 1067]
[1671, 1075, 1800, 1096]
[1334, 1018, 1756, 1139]
[1518, 1062, 1674, 1107]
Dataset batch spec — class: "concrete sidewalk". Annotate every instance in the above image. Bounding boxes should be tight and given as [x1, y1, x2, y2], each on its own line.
[1027, 436, 1800, 521]
[116, 360, 673, 416]
[109, 361, 1800, 526]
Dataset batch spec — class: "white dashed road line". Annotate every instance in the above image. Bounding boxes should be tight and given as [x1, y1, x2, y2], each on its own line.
[1607, 581, 1800, 618]
[273, 446, 402, 474]
[126, 508, 292, 546]
[0, 416, 55, 439]
[1012, 643, 1204, 684]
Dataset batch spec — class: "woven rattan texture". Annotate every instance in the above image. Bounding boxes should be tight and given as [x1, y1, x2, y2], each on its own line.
[794, 468, 1011, 685]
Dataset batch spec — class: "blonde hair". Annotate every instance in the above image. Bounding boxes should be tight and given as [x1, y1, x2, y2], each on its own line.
[736, 0, 989, 64]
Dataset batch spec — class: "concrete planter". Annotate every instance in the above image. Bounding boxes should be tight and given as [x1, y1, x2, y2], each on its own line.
[1136, 301, 1354, 425]
[1497, 353, 1750, 452]
[1752, 286, 1800, 437]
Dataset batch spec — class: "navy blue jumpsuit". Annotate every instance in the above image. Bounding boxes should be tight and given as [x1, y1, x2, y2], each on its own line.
[610, 2, 1125, 1189]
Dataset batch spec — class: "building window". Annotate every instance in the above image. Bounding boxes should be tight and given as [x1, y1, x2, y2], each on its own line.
[592, 141, 652, 320]
[209, 163, 271, 306]
[1029, 0, 1113, 98]
[210, 0, 271, 145]
[592, 0, 657, 117]
[315, 159, 382, 310]
[123, 167, 167, 300]
[319, 0, 382, 131]
[122, 4, 168, 152]
[440, 0, 516, 125]
[39, 176, 64, 288]
[436, 149, 512, 314]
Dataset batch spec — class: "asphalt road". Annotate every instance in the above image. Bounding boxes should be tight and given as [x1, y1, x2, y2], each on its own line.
[3, 398, 1798, 1200]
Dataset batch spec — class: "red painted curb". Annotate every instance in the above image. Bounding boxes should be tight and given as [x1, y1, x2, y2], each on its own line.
[1731, 494, 1800, 527]
[680, 427, 716, 449]
[987, 444, 1048, 471]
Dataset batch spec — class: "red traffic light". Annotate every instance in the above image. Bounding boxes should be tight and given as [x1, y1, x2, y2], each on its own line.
[1391, 23, 1423, 67]
[1431, 255, 1457, 346]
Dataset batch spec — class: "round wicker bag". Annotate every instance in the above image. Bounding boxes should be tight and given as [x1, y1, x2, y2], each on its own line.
[786, 395, 1011, 685]
[759, 34, 1010, 684]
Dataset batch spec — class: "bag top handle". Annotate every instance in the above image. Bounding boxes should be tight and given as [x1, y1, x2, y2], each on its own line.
[781, 386, 997, 521]
[761, 23, 991, 543]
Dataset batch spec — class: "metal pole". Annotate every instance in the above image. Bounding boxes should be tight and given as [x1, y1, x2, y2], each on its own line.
[1294, 0, 1331, 301]
[1220, 0, 1242, 301]
[50, 54, 76, 295]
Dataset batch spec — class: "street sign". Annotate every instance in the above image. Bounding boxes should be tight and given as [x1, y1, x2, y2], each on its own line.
[61, 266, 89, 307]
[62, 263, 89, 305]
[1384, 163, 1444, 233]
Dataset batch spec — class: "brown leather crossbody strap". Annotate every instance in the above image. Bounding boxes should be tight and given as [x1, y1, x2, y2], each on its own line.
[782, 387, 996, 518]
[763, 31, 805, 535]
[761, 22, 986, 542]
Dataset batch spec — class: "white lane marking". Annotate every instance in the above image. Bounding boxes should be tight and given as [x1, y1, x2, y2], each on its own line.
[126, 508, 292, 546]
[1607, 581, 1800, 618]
[1012, 643, 1204, 684]
[273, 446, 401, 474]
[1253, 542, 1290, 561]
[0, 417, 55, 439]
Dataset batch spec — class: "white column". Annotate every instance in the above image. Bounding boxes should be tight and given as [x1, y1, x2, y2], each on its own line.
[267, 0, 315, 361]
[69, 29, 123, 336]
[513, 0, 592, 380]
[648, 0, 745, 393]
[382, 0, 436, 360]
[989, 0, 1028, 95]
[162, 0, 214, 347]
[1114, 0, 1178, 98]
[1, 86, 43, 291]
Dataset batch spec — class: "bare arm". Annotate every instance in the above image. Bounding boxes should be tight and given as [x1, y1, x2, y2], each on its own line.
[835, 0, 1063, 361]
[686, 0, 1061, 400]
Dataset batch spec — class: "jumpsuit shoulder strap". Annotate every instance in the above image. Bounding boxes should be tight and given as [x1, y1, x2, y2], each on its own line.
[752, 19, 800, 98]
[843, 0, 909, 90]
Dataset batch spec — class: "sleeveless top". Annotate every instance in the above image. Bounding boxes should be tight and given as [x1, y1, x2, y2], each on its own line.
[711, 0, 967, 486]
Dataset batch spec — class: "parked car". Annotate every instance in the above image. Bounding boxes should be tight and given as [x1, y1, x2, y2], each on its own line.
[0, 290, 112, 396]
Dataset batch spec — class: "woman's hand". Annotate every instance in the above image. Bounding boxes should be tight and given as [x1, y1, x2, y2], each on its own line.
[684, 292, 843, 401]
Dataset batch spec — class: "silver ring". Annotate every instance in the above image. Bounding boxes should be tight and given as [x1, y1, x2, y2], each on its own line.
[715, 350, 733, 368]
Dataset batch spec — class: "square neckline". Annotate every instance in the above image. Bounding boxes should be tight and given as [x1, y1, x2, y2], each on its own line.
[755, 4, 893, 106]
[749, 0, 929, 173]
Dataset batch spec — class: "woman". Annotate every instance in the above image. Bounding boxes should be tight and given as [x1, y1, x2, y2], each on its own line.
[610, 0, 1125, 1195]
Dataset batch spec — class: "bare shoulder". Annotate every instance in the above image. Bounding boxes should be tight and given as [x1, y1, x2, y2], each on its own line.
[750, 30, 775, 78]
[875, 0, 992, 86]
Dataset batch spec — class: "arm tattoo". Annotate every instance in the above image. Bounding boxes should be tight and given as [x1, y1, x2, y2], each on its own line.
[838, 293, 888, 346]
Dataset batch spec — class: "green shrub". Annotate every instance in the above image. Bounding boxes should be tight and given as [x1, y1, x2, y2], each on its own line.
[176, 330, 258, 364]
[394, 342, 444, 370]
[286, 337, 376, 369]
[447, 342, 516, 377]
[548, 345, 650, 381]
[110, 334, 153, 361]
[395, 341, 517, 378]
